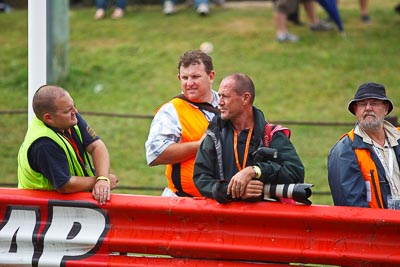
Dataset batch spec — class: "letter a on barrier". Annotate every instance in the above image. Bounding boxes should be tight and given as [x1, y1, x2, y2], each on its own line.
[0, 207, 40, 266]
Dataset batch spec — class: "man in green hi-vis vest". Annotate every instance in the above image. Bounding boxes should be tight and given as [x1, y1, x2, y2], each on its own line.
[18, 85, 118, 205]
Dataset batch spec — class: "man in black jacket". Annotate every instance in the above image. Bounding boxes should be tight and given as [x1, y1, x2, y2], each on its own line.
[193, 73, 305, 203]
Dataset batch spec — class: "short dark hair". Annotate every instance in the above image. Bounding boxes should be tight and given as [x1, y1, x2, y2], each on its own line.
[177, 49, 214, 75]
[32, 85, 67, 119]
[230, 73, 256, 104]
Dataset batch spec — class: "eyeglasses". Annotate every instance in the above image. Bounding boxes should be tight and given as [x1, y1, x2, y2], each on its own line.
[356, 100, 385, 109]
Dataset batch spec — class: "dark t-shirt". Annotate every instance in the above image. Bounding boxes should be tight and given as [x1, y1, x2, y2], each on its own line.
[222, 127, 250, 181]
[28, 113, 99, 189]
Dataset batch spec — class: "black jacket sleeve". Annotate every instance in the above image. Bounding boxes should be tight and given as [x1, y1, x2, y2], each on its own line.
[193, 133, 224, 200]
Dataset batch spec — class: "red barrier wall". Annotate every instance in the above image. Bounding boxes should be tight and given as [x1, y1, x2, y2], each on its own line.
[0, 188, 399, 266]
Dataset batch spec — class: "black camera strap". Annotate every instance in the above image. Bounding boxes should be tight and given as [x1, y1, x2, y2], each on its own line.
[174, 94, 220, 115]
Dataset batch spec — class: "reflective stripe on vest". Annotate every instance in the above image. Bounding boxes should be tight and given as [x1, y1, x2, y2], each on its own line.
[165, 98, 209, 197]
[347, 129, 384, 208]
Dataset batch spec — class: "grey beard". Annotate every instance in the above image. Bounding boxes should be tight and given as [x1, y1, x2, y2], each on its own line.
[359, 117, 384, 131]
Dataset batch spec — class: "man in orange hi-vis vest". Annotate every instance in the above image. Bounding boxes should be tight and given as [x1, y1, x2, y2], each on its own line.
[328, 82, 400, 209]
[145, 50, 219, 197]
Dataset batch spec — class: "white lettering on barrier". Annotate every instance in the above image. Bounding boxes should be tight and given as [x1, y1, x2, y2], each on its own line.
[0, 207, 39, 266]
[0, 201, 109, 267]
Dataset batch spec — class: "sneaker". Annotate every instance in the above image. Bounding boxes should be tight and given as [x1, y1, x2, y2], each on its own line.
[322, 16, 333, 23]
[111, 8, 124, 19]
[0, 3, 12, 13]
[163, 0, 175, 15]
[276, 33, 299, 43]
[361, 15, 371, 23]
[309, 20, 334, 31]
[94, 8, 105, 20]
[197, 3, 210, 16]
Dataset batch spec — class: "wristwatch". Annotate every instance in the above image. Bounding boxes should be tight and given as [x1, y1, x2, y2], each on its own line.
[253, 166, 262, 179]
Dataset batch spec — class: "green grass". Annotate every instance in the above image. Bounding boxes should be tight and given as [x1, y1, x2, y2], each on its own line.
[0, 1, 399, 205]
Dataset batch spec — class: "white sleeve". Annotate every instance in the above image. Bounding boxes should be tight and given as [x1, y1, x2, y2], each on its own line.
[145, 103, 182, 165]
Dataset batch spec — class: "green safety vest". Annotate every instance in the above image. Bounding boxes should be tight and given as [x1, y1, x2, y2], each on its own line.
[17, 116, 94, 190]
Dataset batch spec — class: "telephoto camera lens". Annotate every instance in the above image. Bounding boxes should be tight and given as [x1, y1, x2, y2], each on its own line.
[263, 183, 314, 205]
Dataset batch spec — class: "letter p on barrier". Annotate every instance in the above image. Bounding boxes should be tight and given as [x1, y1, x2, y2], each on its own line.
[38, 204, 109, 266]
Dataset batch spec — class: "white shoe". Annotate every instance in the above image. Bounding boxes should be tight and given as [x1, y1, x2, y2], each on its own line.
[196, 3, 209, 16]
[111, 8, 124, 19]
[94, 8, 105, 20]
[163, 0, 175, 15]
[276, 32, 299, 43]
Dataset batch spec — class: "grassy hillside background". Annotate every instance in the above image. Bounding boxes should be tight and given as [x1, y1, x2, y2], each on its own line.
[0, 0, 399, 205]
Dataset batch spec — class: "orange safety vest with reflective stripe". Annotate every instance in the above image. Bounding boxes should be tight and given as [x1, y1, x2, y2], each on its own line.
[347, 129, 384, 208]
[165, 98, 209, 197]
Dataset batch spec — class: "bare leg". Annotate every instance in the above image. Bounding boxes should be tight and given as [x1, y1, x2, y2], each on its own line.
[275, 11, 288, 37]
[303, 0, 334, 31]
[360, 0, 368, 17]
[303, 0, 317, 25]
[275, 10, 299, 42]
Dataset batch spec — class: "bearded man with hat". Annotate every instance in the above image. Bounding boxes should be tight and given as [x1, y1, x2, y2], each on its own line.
[328, 82, 400, 209]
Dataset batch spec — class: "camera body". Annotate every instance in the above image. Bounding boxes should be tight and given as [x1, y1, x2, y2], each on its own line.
[252, 147, 278, 162]
[252, 146, 313, 205]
